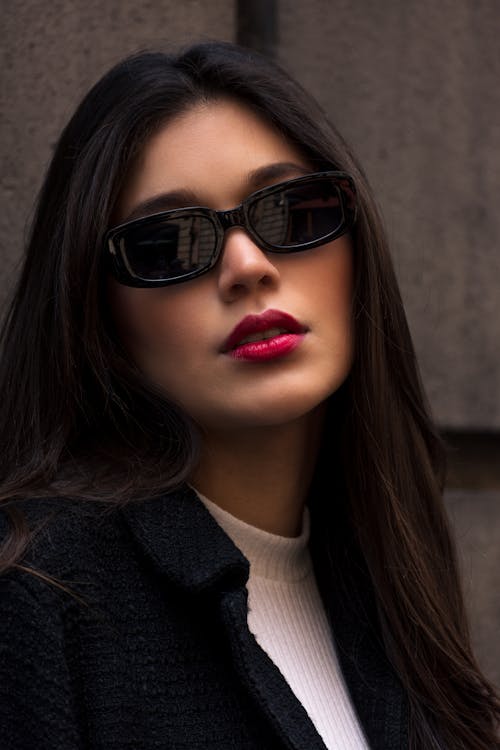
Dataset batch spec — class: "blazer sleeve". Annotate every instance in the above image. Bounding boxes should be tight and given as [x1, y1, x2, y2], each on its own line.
[0, 573, 85, 750]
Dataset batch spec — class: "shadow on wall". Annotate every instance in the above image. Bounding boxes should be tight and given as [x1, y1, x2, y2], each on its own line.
[445, 487, 500, 691]
[443, 432, 500, 689]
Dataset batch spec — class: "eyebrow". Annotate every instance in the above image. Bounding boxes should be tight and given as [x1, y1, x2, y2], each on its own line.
[121, 189, 200, 223]
[245, 161, 312, 189]
[121, 161, 312, 224]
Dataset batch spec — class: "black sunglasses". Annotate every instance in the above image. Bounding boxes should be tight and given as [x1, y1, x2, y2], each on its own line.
[105, 170, 357, 287]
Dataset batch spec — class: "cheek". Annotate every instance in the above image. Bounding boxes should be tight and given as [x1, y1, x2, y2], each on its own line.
[307, 238, 355, 375]
[108, 282, 187, 366]
[293, 237, 354, 333]
[325, 236, 353, 297]
[330, 254, 354, 350]
[108, 279, 219, 403]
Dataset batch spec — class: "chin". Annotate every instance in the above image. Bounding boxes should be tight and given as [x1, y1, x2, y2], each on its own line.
[196, 391, 335, 433]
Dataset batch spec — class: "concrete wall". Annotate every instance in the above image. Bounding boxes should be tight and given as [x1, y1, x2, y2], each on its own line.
[446, 489, 500, 689]
[278, 0, 500, 430]
[0, 0, 234, 311]
[1, 0, 499, 690]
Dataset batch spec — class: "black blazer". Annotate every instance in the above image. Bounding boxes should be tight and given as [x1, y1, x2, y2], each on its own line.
[0, 486, 409, 749]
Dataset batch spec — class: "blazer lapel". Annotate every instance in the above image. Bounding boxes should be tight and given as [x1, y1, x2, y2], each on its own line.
[121, 484, 249, 593]
[218, 586, 329, 750]
[121, 486, 329, 750]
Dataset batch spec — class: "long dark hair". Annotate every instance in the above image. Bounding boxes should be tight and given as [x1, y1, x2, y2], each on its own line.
[0, 40, 498, 748]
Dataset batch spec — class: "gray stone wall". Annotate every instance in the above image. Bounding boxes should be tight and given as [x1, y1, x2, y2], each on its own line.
[278, 0, 500, 430]
[0, 0, 234, 311]
[446, 489, 500, 688]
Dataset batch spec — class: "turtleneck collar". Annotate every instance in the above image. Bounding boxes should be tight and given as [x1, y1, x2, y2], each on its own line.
[194, 491, 312, 583]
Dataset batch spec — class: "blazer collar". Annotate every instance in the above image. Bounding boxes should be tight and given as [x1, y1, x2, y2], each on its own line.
[121, 484, 249, 595]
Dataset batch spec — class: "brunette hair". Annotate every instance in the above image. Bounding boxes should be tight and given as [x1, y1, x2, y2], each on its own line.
[0, 40, 498, 748]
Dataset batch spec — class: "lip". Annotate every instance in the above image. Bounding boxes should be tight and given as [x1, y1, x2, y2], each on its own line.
[222, 309, 307, 361]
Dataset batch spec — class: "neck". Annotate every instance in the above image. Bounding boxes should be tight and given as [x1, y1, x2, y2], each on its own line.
[189, 407, 325, 537]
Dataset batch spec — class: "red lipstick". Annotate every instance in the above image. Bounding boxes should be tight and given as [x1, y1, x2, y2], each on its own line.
[222, 309, 307, 362]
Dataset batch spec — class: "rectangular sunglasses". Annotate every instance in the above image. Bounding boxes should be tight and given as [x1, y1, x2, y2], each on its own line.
[105, 170, 357, 287]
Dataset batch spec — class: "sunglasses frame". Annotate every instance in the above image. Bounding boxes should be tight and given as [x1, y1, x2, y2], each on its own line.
[105, 170, 357, 287]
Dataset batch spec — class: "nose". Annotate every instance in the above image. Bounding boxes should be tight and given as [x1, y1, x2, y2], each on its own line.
[216, 227, 281, 302]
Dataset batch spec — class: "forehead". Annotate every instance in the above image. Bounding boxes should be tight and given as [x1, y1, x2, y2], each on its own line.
[117, 99, 310, 221]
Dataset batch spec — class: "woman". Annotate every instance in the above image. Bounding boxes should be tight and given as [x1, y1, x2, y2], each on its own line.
[0, 40, 498, 749]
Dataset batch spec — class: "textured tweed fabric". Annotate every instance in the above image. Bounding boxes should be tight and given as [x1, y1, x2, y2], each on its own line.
[0, 486, 408, 749]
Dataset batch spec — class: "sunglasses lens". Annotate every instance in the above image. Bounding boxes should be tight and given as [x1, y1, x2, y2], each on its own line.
[248, 177, 348, 250]
[120, 214, 218, 281]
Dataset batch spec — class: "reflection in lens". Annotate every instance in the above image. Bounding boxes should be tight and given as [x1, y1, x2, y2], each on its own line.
[249, 178, 345, 249]
[249, 192, 289, 246]
[123, 214, 217, 280]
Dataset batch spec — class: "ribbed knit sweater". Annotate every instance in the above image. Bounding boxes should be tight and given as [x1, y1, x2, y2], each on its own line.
[197, 492, 370, 750]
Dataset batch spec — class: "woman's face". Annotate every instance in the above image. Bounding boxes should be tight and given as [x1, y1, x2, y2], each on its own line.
[110, 99, 354, 432]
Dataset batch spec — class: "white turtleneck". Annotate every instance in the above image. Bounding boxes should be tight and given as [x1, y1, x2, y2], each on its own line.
[195, 492, 369, 750]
